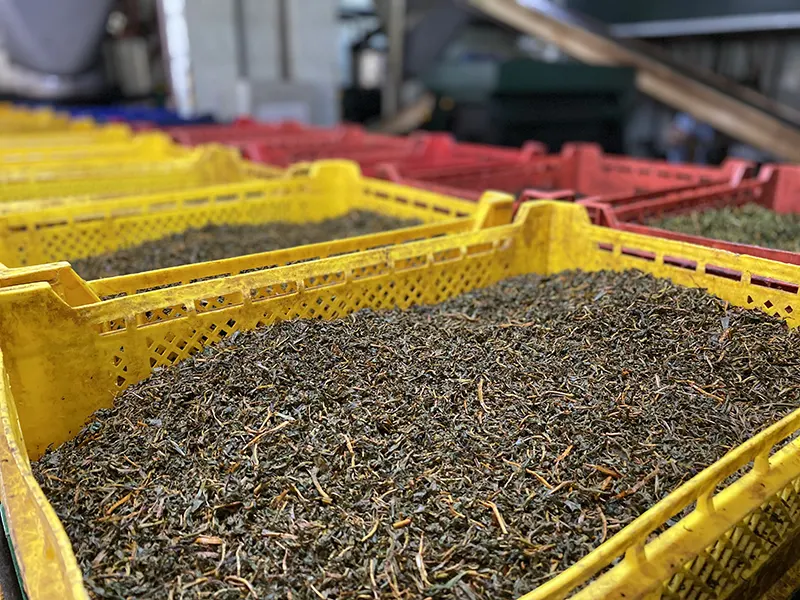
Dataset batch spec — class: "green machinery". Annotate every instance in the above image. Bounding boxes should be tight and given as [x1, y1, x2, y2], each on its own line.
[422, 58, 636, 153]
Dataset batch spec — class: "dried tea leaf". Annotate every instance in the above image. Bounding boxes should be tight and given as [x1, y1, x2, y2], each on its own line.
[651, 203, 800, 252]
[33, 270, 800, 599]
[72, 211, 421, 279]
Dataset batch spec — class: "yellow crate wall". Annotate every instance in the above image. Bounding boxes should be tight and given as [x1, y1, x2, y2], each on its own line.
[0, 155, 282, 219]
[0, 355, 83, 599]
[1, 201, 800, 600]
[0, 146, 277, 204]
[0, 143, 218, 184]
[0, 132, 185, 165]
[0, 107, 95, 133]
[0, 162, 478, 268]
[0, 123, 129, 148]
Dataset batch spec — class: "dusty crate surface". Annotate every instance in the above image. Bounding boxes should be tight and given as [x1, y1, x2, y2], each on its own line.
[71, 211, 421, 280]
[650, 204, 800, 253]
[32, 270, 800, 599]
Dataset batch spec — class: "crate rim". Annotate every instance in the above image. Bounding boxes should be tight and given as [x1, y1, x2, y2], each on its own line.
[0, 145, 279, 210]
[0, 123, 131, 147]
[0, 143, 228, 182]
[0, 132, 181, 164]
[376, 142, 752, 205]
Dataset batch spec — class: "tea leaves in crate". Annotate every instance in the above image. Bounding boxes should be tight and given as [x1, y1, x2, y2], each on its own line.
[72, 211, 420, 280]
[33, 270, 800, 599]
[651, 203, 800, 252]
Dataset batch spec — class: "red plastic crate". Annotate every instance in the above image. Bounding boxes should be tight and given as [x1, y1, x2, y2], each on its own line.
[245, 133, 546, 175]
[377, 142, 752, 202]
[159, 119, 389, 149]
[366, 137, 547, 174]
[764, 163, 800, 213]
[158, 119, 548, 176]
[578, 165, 800, 265]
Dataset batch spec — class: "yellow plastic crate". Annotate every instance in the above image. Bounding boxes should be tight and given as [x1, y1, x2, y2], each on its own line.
[0, 161, 478, 267]
[0, 106, 96, 133]
[0, 123, 131, 148]
[0, 132, 186, 165]
[1, 199, 800, 600]
[0, 146, 281, 209]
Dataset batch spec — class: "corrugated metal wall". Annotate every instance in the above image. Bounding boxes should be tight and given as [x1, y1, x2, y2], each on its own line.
[625, 33, 800, 159]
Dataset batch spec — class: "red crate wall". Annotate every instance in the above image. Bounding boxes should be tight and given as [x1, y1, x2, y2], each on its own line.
[377, 143, 752, 201]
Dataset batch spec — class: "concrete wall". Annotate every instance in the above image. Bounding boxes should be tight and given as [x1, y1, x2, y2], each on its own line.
[164, 0, 339, 123]
[183, 0, 238, 118]
[243, 0, 281, 82]
[286, 0, 339, 84]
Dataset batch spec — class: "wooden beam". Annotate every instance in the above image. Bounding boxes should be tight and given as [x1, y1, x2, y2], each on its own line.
[468, 0, 800, 162]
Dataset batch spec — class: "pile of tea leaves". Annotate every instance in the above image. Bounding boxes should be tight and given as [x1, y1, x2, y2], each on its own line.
[34, 270, 800, 599]
[71, 211, 420, 280]
[650, 203, 800, 252]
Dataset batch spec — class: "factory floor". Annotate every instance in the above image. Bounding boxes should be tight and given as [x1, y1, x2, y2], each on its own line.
[0, 523, 21, 600]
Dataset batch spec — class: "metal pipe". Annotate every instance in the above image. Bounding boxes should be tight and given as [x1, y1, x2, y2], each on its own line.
[383, 0, 406, 119]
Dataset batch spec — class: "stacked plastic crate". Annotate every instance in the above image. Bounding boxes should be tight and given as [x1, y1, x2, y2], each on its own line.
[0, 112, 798, 600]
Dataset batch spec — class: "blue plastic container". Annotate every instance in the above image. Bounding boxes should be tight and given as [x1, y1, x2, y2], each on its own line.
[65, 106, 214, 126]
[13, 102, 214, 126]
